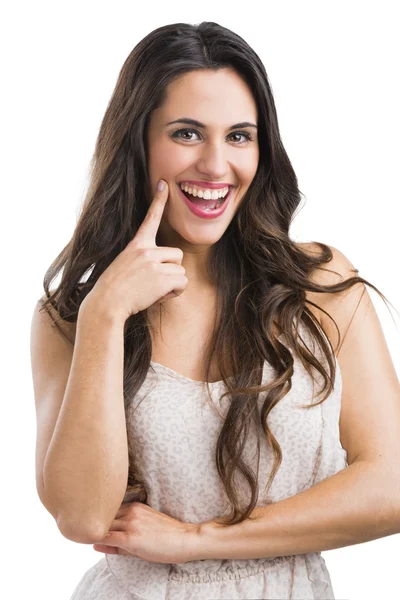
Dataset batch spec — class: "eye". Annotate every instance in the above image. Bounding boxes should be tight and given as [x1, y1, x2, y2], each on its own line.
[171, 128, 253, 145]
[172, 128, 200, 142]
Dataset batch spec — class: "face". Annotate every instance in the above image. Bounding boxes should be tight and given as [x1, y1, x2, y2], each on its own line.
[146, 68, 259, 254]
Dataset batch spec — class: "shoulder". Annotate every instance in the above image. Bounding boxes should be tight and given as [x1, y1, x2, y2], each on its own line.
[35, 292, 77, 343]
[297, 242, 358, 289]
[296, 242, 366, 354]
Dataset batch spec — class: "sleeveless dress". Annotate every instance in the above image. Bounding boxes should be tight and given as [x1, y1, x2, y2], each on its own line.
[69, 321, 348, 600]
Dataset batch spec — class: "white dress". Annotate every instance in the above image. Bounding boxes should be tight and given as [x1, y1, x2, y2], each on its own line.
[69, 321, 348, 599]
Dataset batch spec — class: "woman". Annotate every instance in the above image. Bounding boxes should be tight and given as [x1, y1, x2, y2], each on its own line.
[30, 21, 400, 600]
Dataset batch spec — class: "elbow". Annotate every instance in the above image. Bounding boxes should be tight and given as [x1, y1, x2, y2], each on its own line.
[57, 514, 107, 544]
[37, 483, 106, 543]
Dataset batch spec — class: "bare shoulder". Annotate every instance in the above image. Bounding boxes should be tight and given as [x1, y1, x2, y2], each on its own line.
[36, 292, 77, 343]
[296, 242, 366, 353]
[297, 241, 356, 277]
[297, 241, 362, 300]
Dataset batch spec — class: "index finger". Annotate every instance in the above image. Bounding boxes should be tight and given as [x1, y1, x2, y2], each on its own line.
[132, 180, 169, 248]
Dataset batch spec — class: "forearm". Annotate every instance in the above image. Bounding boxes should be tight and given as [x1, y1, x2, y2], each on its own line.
[43, 301, 129, 542]
[197, 460, 400, 560]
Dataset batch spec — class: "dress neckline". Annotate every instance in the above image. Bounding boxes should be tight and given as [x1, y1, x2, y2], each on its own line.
[149, 332, 288, 387]
[149, 360, 227, 387]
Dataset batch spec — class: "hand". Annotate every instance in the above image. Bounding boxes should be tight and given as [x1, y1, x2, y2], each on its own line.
[92, 501, 202, 564]
[82, 179, 188, 323]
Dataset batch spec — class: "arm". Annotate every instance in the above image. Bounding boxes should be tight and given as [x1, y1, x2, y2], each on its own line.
[37, 298, 129, 543]
[197, 459, 400, 560]
[195, 246, 400, 560]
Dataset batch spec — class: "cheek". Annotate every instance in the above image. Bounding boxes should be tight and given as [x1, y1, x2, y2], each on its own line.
[149, 141, 189, 175]
[233, 145, 259, 175]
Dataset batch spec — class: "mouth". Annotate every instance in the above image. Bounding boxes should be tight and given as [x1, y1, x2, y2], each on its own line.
[176, 183, 234, 219]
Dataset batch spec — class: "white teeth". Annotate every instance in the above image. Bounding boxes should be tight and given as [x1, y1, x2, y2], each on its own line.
[180, 183, 229, 200]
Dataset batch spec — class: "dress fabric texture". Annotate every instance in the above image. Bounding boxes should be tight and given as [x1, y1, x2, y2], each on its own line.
[69, 321, 348, 600]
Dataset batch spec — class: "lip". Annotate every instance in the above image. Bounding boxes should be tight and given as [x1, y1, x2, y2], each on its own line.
[177, 183, 233, 219]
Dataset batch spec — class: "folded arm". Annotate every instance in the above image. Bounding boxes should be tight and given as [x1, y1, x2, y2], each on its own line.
[195, 458, 400, 560]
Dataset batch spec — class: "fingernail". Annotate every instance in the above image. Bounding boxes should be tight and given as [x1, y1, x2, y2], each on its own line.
[157, 179, 165, 191]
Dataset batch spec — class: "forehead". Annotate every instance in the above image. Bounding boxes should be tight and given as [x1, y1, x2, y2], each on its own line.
[152, 69, 258, 127]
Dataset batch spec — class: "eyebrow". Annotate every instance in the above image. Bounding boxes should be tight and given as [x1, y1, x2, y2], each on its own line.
[166, 118, 258, 130]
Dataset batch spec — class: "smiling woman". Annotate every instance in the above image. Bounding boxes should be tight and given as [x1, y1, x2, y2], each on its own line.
[30, 20, 399, 600]
[146, 67, 260, 244]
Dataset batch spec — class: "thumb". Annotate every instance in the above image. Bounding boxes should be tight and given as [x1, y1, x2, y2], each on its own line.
[93, 543, 131, 556]
[93, 531, 131, 555]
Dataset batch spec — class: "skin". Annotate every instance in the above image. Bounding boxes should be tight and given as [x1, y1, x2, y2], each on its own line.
[146, 68, 260, 290]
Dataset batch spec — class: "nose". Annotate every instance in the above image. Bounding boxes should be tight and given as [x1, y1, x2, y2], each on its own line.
[195, 142, 230, 181]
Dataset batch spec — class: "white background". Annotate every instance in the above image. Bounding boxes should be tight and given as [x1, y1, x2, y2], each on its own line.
[1, 1, 399, 599]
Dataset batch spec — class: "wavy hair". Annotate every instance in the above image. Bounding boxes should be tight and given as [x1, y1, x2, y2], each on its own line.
[39, 21, 394, 526]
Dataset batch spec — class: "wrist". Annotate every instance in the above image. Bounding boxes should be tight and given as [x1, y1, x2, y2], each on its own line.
[79, 293, 126, 328]
[181, 522, 206, 563]
[194, 518, 228, 561]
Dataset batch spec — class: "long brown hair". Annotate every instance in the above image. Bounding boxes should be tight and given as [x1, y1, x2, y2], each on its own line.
[39, 21, 394, 526]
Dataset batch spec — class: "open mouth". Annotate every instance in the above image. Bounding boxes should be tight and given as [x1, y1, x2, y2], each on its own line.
[178, 184, 232, 211]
